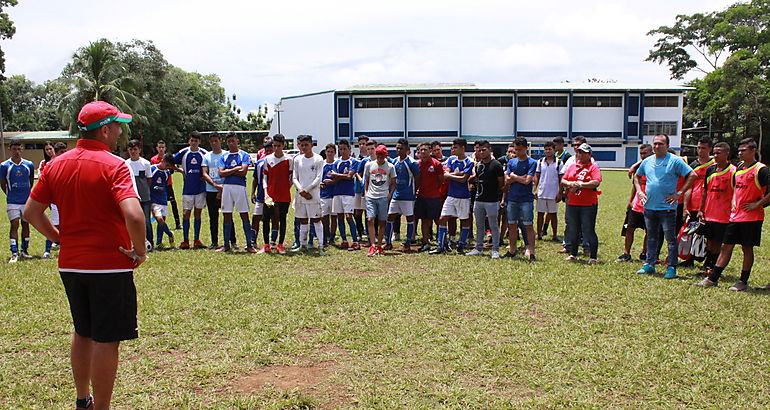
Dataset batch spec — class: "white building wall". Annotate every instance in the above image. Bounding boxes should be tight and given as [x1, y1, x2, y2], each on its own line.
[462, 108, 514, 136]
[517, 108, 569, 132]
[353, 108, 404, 132]
[572, 108, 624, 132]
[407, 108, 458, 131]
[272, 91, 335, 148]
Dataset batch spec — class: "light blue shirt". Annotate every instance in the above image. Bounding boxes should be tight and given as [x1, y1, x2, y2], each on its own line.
[636, 153, 693, 211]
[203, 151, 225, 193]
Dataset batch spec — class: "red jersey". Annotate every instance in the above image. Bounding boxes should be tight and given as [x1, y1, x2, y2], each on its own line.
[562, 162, 602, 206]
[730, 162, 768, 223]
[417, 157, 443, 199]
[150, 153, 172, 185]
[688, 158, 714, 211]
[30, 139, 140, 273]
[264, 153, 293, 202]
[632, 176, 646, 213]
[702, 163, 735, 224]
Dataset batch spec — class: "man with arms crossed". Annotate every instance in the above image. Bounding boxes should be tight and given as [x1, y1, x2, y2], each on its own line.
[217, 132, 255, 253]
[25, 101, 147, 410]
[293, 135, 325, 254]
[503, 137, 538, 261]
[263, 134, 293, 254]
[174, 131, 208, 249]
[202, 132, 237, 250]
[0, 142, 34, 262]
[466, 140, 504, 258]
[415, 142, 444, 252]
[385, 138, 420, 252]
[430, 138, 473, 255]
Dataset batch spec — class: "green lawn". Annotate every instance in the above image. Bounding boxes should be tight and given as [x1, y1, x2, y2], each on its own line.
[1, 171, 768, 408]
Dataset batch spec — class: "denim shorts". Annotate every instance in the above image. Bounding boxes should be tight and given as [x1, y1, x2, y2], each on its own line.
[506, 201, 534, 225]
[366, 197, 389, 221]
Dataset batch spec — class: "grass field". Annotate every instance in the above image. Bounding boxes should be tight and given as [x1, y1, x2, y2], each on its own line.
[1, 170, 769, 408]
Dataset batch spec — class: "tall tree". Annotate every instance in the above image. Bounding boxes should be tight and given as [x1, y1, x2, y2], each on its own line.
[0, 0, 17, 76]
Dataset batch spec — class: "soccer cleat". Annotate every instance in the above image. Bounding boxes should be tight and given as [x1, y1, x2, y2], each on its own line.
[8, 253, 19, 263]
[257, 244, 271, 254]
[276, 244, 287, 254]
[290, 242, 301, 250]
[349, 242, 361, 251]
[528, 253, 536, 263]
[76, 394, 94, 410]
[501, 251, 517, 258]
[728, 281, 748, 292]
[20, 250, 32, 259]
[428, 247, 445, 255]
[418, 243, 431, 253]
[293, 245, 308, 253]
[215, 246, 231, 252]
[339, 241, 349, 249]
[245, 246, 258, 254]
[376, 245, 384, 255]
[615, 253, 632, 263]
[636, 264, 655, 275]
[168, 235, 175, 249]
[207, 244, 219, 250]
[367, 245, 377, 257]
[756, 282, 770, 290]
[565, 255, 578, 261]
[694, 278, 718, 287]
[231, 242, 240, 250]
[193, 239, 205, 249]
[382, 243, 393, 251]
[558, 247, 569, 254]
[401, 243, 411, 253]
[664, 266, 677, 279]
[42, 252, 51, 259]
[179, 241, 190, 250]
[587, 258, 598, 265]
[639, 252, 647, 261]
[491, 250, 500, 259]
[445, 242, 454, 253]
[465, 248, 483, 256]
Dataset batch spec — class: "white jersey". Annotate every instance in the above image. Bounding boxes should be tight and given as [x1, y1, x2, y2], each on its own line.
[292, 153, 324, 204]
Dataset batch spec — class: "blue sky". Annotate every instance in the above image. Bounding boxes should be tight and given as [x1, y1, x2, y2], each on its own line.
[3, 0, 736, 117]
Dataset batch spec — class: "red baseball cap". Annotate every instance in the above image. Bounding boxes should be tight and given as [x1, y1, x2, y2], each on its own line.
[375, 145, 388, 156]
[77, 101, 132, 131]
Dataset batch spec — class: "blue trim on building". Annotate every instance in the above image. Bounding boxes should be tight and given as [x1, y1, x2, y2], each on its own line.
[458, 93, 463, 139]
[348, 94, 354, 143]
[592, 150, 616, 162]
[403, 94, 408, 141]
[354, 131, 405, 138]
[623, 92, 629, 142]
[334, 96, 339, 143]
[408, 130, 459, 138]
[513, 91, 518, 138]
[638, 92, 645, 141]
[567, 91, 574, 141]
[517, 131, 569, 138]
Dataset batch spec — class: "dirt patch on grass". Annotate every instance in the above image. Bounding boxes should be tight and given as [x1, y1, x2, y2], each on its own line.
[296, 326, 323, 342]
[522, 308, 550, 328]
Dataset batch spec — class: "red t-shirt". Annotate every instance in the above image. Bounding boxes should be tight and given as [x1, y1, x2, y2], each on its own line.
[418, 157, 443, 199]
[563, 162, 602, 206]
[264, 153, 293, 202]
[30, 139, 140, 273]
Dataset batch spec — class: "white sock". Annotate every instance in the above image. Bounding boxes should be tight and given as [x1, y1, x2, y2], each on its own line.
[313, 221, 324, 248]
[300, 224, 309, 246]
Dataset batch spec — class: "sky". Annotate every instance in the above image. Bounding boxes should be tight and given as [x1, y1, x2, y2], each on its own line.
[2, 0, 737, 116]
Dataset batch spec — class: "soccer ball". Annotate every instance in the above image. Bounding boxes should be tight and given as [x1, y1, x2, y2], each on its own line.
[145, 240, 154, 253]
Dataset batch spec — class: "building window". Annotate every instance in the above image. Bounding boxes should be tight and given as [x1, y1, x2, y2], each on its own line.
[572, 96, 622, 108]
[338, 123, 350, 138]
[517, 96, 568, 107]
[407, 96, 458, 108]
[643, 121, 678, 136]
[462, 96, 513, 107]
[338, 98, 350, 118]
[354, 97, 404, 109]
[23, 143, 45, 150]
[644, 96, 679, 107]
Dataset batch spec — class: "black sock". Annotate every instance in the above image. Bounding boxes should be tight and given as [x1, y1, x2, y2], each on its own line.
[76, 395, 92, 408]
[708, 266, 725, 282]
[740, 270, 751, 284]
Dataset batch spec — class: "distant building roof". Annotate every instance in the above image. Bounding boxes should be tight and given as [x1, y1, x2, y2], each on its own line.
[6, 131, 77, 141]
[331, 82, 694, 94]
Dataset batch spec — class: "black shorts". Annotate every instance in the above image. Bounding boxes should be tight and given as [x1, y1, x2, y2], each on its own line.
[60, 272, 138, 343]
[723, 221, 763, 247]
[627, 210, 646, 230]
[415, 197, 441, 220]
[703, 221, 728, 243]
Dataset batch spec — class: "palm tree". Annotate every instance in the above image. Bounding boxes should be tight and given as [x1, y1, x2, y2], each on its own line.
[58, 39, 143, 134]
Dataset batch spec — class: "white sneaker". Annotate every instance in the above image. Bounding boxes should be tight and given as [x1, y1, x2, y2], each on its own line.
[491, 250, 500, 259]
[20, 250, 32, 259]
[42, 252, 51, 259]
[465, 248, 483, 256]
[8, 253, 18, 263]
[587, 258, 598, 265]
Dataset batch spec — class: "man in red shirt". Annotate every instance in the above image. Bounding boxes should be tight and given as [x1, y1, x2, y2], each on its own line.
[24, 101, 147, 410]
[150, 139, 181, 230]
[262, 134, 293, 254]
[415, 142, 444, 252]
[561, 143, 602, 264]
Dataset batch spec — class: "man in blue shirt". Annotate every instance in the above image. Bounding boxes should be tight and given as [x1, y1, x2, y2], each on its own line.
[0, 142, 35, 262]
[217, 132, 255, 253]
[320, 144, 338, 246]
[330, 140, 360, 250]
[503, 137, 538, 261]
[202, 132, 238, 250]
[386, 138, 421, 252]
[431, 138, 473, 254]
[174, 131, 208, 249]
[634, 134, 697, 278]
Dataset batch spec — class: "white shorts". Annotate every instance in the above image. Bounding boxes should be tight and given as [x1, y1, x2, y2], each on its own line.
[332, 195, 354, 215]
[320, 197, 333, 216]
[50, 204, 60, 225]
[388, 199, 415, 216]
[353, 193, 365, 210]
[221, 185, 250, 214]
[440, 196, 471, 220]
[536, 198, 558, 213]
[152, 203, 168, 218]
[182, 193, 206, 210]
[294, 201, 321, 219]
[7, 204, 25, 222]
[252, 201, 265, 216]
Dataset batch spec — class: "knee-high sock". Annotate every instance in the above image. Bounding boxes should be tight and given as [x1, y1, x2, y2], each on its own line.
[183, 219, 190, 242]
[251, 229, 258, 247]
[156, 224, 164, 246]
[293, 219, 301, 245]
[406, 221, 415, 242]
[313, 221, 324, 248]
[9, 238, 17, 254]
[348, 218, 359, 243]
[354, 213, 365, 237]
[385, 221, 394, 245]
[223, 221, 233, 247]
[309, 223, 316, 246]
[45, 239, 52, 253]
[163, 223, 173, 238]
[459, 227, 470, 248]
[300, 224, 309, 246]
[193, 218, 202, 241]
[323, 217, 331, 244]
[21, 237, 29, 251]
[242, 221, 252, 246]
[271, 230, 278, 245]
[437, 226, 448, 249]
[338, 218, 347, 242]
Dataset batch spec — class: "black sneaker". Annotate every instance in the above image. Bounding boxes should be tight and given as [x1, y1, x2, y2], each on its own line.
[418, 243, 431, 253]
[615, 253, 632, 263]
[501, 251, 516, 258]
[76, 394, 93, 410]
[639, 252, 647, 261]
[208, 244, 219, 250]
[428, 247, 445, 255]
[444, 242, 454, 253]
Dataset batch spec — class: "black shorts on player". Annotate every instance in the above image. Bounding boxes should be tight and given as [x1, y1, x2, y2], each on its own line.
[415, 197, 441, 220]
[627, 210, 646, 230]
[703, 221, 728, 243]
[60, 272, 138, 343]
[723, 221, 762, 247]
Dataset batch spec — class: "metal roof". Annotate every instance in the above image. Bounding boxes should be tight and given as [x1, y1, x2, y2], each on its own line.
[6, 131, 77, 141]
[333, 82, 693, 94]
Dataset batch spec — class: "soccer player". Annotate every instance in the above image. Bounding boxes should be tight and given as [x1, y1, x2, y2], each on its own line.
[502, 137, 538, 261]
[534, 141, 563, 241]
[364, 144, 396, 256]
[695, 142, 735, 274]
[202, 132, 237, 250]
[634, 134, 697, 279]
[616, 143, 653, 262]
[415, 142, 444, 252]
[385, 138, 420, 252]
[697, 138, 770, 291]
[684, 137, 715, 220]
[430, 138, 473, 255]
[330, 140, 360, 250]
[0, 141, 34, 262]
[150, 154, 176, 249]
[352, 135, 370, 240]
[251, 140, 274, 253]
[174, 131, 208, 249]
[466, 140, 504, 258]
[150, 139, 181, 230]
[126, 139, 154, 249]
[320, 144, 338, 246]
[357, 139, 378, 245]
[293, 135, 325, 254]
[263, 134, 293, 254]
[217, 132, 255, 253]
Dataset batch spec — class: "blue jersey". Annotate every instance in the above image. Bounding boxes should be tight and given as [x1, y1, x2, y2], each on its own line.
[219, 150, 251, 186]
[150, 165, 170, 205]
[505, 157, 538, 202]
[0, 159, 34, 205]
[334, 157, 358, 196]
[320, 161, 337, 199]
[392, 156, 421, 201]
[445, 156, 474, 199]
[174, 147, 208, 195]
[252, 159, 267, 202]
[355, 157, 372, 194]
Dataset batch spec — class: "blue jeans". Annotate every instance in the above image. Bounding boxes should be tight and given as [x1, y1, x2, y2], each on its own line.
[643, 209, 678, 267]
[506, 201, 534, 225]
[366, 197, 389, 221]
[566, 204, 598, 259]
